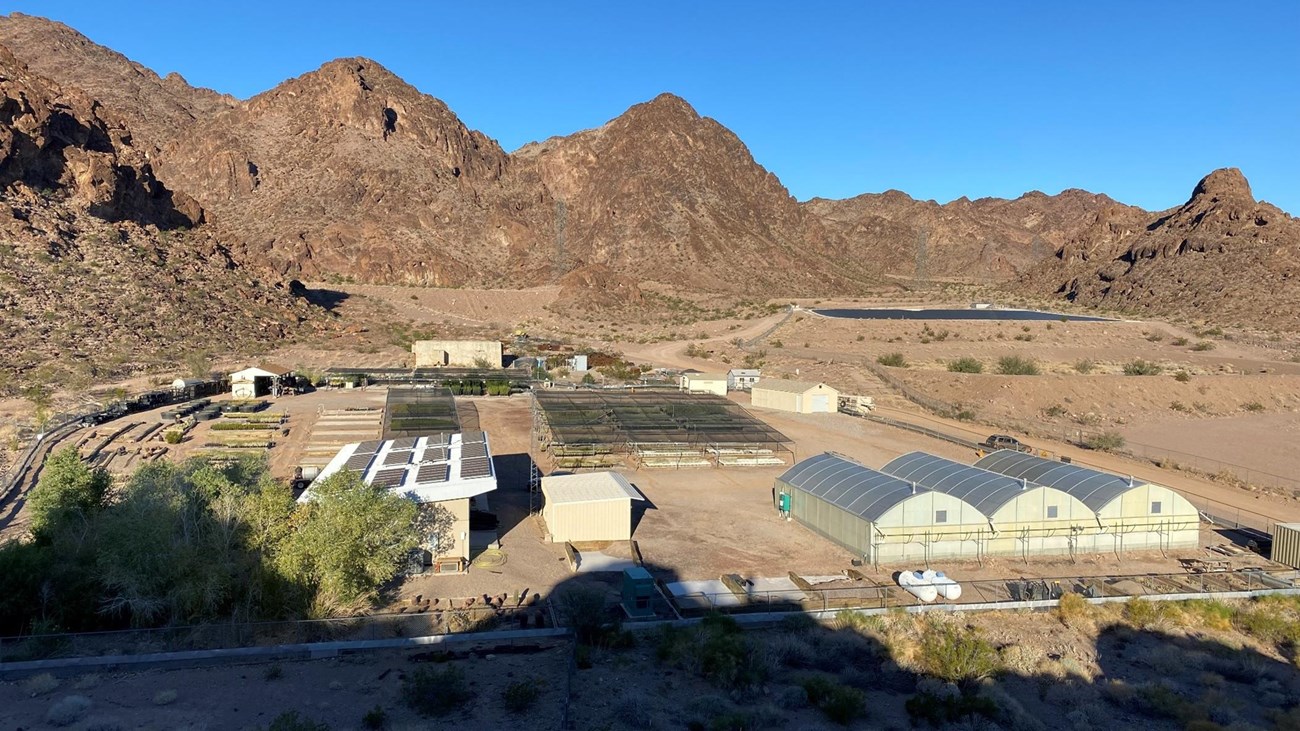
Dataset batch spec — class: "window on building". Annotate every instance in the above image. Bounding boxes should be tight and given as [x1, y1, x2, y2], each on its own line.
[1151, 501, 1162, 514]
[935, 510, 948, 523]
[1046, 505, 1059, 519]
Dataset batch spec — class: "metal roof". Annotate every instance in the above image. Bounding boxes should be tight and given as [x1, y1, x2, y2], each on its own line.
[880, 451, 1034, 515]
[973, 450, 1138, 511]
[542, 471, 645, 504]
[753, 379, 833, 394]
[777, 453, 927, 523]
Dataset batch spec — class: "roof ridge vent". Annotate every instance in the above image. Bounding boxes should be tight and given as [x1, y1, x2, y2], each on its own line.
[1021, 477, 1028, 491]
[1127, 475, 1135, 488]
[911, 481, 917, 495]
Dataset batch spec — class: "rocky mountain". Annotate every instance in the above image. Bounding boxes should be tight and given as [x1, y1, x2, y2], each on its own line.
[805, 188, 1141, 283]
[1023, 168, 1300, 330]
[0, 12, 235, 154]
[0, 45, 321, 393]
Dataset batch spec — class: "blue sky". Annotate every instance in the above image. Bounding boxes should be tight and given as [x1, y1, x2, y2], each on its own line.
[5, 1, 1299, 212]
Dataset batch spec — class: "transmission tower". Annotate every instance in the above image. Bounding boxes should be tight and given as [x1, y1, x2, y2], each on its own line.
[914, 229, 929, 287]
[552, 199, 567, 277]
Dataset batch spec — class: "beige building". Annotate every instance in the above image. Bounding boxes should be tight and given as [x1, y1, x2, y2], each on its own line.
[230, 363, 292, 399]
[412, 339, 503, 368]
[751, 379, 839, 414]
[679, 372, 729, 397]
[542, 471, 644, 543]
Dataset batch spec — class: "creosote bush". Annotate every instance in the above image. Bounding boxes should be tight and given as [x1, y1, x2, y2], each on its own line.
[46, 695, 92, 727]
[1083, 431, 1126, 452]
[1123, 359, 1162, 376]
[502, 678, 542, 713]
[877, 352, 907, 368]
[996, 355, 1039, 376]
[947, 357, 983, 374]
[402, 665, 471, 717]
[917, 621, 1001, 683]
[1072, 359, 1095, 374]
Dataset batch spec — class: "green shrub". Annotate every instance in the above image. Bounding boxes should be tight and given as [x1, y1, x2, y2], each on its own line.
[947, 357, 983, 374]
[502, 678, 541, 713]
[657, 615, 766, 691]
[917, 623, 1001, 682]
[1242, 401, 1265, 412]
[996, 356, 1039, 376]
[953, 408, 977, 422]
[905, 691, 999, 725]
[1172, 337, 1189, 346]
[1043, 404, 1067, 417]
[1193, 326, 1223, 338]
[1145, 331, 1164, 342]
[1083, 431, 1126, 451]
[1073, 359, 1095, 374]
[799, 676, 866, 725]
[361, 706, 387, 730]
[264, 663, 283, 680]
[877, 352, 907, 367]
[46, 695, 92, 727]
[1123, 359, 1162, 376]
[163, 430, 183, 445]
[1173, 370, 1191, 382]
[402, 665, 471, 717]
[267, 711, 330, 731]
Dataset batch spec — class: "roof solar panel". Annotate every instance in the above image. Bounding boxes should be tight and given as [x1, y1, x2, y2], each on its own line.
[416, 463, 449, 484]
[383, 450, 411, 466]
[420, 446, 448, 463]
[371, 468, 407, 489]
[426, 432, 450, 446]
[390, 437, 419, 450]
[354, 440, 382, 454]
[460, 441, 488, 459]
[460, 456, 492, 479]
[459, 430, 485, 444]
[344, 453, 374, 471]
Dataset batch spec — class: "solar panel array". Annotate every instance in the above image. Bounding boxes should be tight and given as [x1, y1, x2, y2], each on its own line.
[421, 446, 448, 463]
[426, 433, 450, 446]
[370, 468, 407, 489]
[383, 450, 412, 466]
[416, 463, 450, 484]
[460, 441, 488, 459]
[344, 452, 374, 471]
[354, 440, 382, 454]
[460, 430, 485, 444]
[460, 456, 492, 478]
[390, 437, 419, 450]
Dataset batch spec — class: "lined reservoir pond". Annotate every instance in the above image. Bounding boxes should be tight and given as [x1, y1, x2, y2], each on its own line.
[813, 308, 1113, 322]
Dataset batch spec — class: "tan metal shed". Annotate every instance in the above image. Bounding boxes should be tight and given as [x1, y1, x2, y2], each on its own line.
[1271, 523, 1300, 569]
[680, 372, 729, 396]
[751, 379, 840, 414]
[542, 472, 644, 543]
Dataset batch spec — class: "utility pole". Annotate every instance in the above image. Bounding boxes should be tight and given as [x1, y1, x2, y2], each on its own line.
[553, 199, 567, 278]
[914, 229, 929, 288]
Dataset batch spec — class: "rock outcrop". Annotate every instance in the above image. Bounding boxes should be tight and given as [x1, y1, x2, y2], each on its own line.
[1024, 168, 1300, 329]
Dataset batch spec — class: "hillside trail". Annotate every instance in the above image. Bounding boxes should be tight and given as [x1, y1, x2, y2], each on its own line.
[618, 311, 792, 371]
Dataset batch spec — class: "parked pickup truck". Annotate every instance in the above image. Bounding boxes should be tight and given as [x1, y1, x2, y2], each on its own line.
[980, 434, 1033, 453]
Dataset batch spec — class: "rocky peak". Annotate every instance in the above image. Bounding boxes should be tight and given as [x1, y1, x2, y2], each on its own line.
[1188, 167, 1254, 207]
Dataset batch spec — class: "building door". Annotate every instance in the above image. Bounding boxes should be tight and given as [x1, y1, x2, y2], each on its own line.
[810, 394, 830, 412]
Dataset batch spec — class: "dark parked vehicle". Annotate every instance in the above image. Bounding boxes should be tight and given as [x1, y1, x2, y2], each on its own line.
[980, 434, 1032, 453]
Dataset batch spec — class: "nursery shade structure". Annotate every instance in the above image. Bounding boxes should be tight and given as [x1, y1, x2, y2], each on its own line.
[974, 450, 1199, 551]
[532, 391, 792, 469]
[775, 453, 986, 565]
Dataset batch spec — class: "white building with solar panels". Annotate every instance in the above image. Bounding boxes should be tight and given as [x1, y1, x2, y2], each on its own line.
[302, 430, 496, 574]
[974, 449, 1199, 553]
[775, 453, 988, 564]
[881, 452, 1098, 559]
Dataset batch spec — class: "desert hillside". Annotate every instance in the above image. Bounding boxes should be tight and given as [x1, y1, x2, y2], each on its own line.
[0, 45, 322, 394]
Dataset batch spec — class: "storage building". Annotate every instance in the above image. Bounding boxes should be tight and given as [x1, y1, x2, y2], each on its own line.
[776, 453, 987, 564]
[542, 471, 644, 543]
[881, 452, 1097, 559]
[727, 369, 761, 391]
[412, 340, 503, 368]
[751, 379, 839, 414]
[302, 431, 498, 574]
[974, 450, 1199, 551]
[680, 372, 729, 397]
[230, 363, 293, 399]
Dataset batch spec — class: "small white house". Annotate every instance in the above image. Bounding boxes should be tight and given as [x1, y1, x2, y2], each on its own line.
[679, 372, 729, 397]
[727, 369, 761, 391]
[750, 379, 839, 414]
